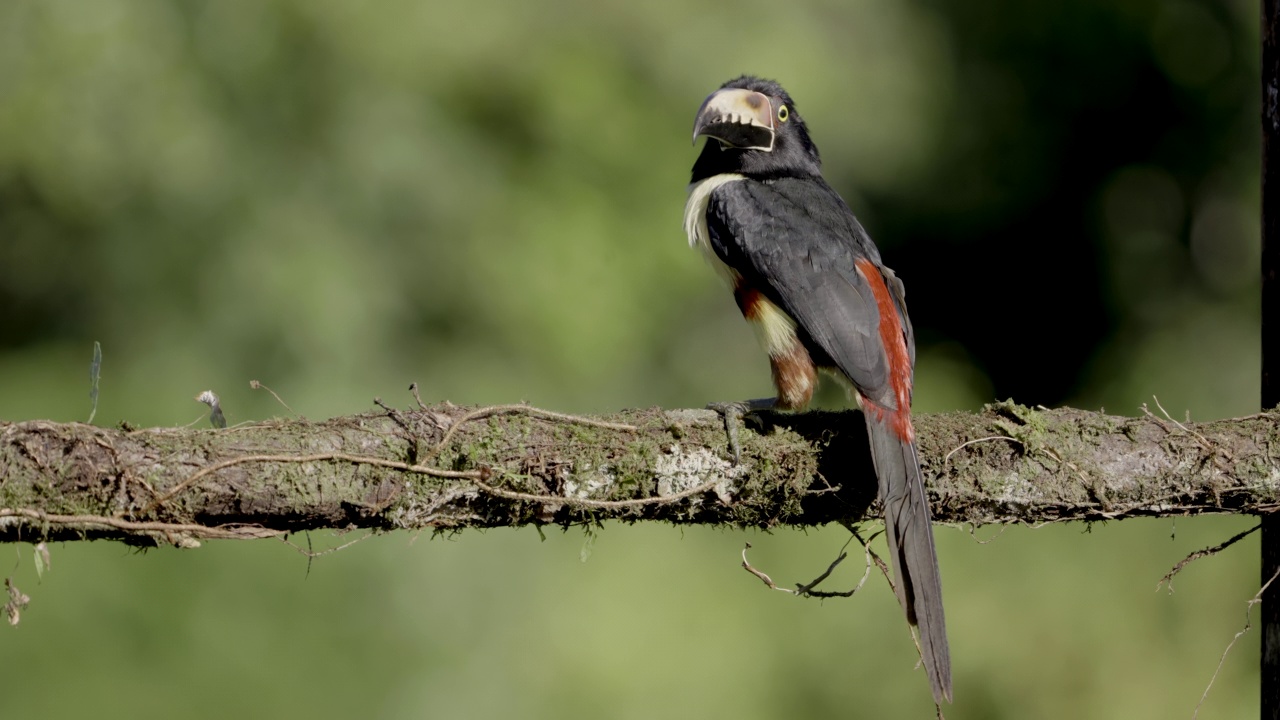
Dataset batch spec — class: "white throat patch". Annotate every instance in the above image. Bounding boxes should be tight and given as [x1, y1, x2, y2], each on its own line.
[683, 173, 745, 253]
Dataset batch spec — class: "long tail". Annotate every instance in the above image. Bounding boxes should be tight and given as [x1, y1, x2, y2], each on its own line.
[864, 412, 952, 703]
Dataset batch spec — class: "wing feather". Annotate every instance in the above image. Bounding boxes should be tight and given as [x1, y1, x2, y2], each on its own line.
[706, 177, 907, 404]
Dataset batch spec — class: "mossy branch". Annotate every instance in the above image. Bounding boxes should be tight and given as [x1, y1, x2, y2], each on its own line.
[0, 400, 1276, 547]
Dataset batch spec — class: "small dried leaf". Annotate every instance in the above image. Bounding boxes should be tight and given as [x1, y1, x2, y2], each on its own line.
[5, 578, 30, 627]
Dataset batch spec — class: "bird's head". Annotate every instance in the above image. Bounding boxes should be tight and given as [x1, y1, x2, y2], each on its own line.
[690, 76, 822, 182]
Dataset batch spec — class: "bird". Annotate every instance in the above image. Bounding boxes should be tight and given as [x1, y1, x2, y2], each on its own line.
[683, 75, 952, 703]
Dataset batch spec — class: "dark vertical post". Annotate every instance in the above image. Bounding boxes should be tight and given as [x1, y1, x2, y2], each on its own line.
[1263, 1, 1280, 716]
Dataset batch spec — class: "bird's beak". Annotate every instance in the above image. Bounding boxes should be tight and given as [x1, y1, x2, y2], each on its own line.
[692, 88, 775, 152]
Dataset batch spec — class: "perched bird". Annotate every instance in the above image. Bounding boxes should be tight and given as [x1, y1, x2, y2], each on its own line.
[683, 75, 952, 703]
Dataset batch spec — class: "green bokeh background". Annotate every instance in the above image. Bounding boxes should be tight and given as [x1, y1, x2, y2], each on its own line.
[0, 0, 1263, 717]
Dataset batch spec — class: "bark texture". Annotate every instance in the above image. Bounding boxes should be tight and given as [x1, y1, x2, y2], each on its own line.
[0, 401, 1275, 546]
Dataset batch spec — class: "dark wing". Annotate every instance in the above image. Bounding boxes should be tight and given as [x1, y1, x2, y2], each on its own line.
[706, 176, 906, 406]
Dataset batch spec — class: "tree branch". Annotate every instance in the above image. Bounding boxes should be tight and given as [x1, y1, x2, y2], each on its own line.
[0, 400, 1276, 546]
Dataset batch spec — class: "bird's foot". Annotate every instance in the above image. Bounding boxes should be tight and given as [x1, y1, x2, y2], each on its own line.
[706, 398, 776, 464]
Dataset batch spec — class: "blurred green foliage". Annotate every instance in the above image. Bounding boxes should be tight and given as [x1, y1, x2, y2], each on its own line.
[0, 0, 1262, 717]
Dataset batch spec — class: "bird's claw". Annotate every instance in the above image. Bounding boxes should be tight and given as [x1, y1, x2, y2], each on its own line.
[706, 398, 775, 465]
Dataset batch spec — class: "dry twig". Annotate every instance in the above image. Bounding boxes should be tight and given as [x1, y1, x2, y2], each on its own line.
[1193, 565, 1280, 719]
[1157, 525, 1260, 593]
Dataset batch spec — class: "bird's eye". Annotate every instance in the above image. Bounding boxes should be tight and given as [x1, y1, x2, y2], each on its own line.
[778, 105, 789, 122]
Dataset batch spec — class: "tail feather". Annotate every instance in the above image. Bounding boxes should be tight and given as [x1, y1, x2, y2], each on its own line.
[865, 413, 952, 703]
